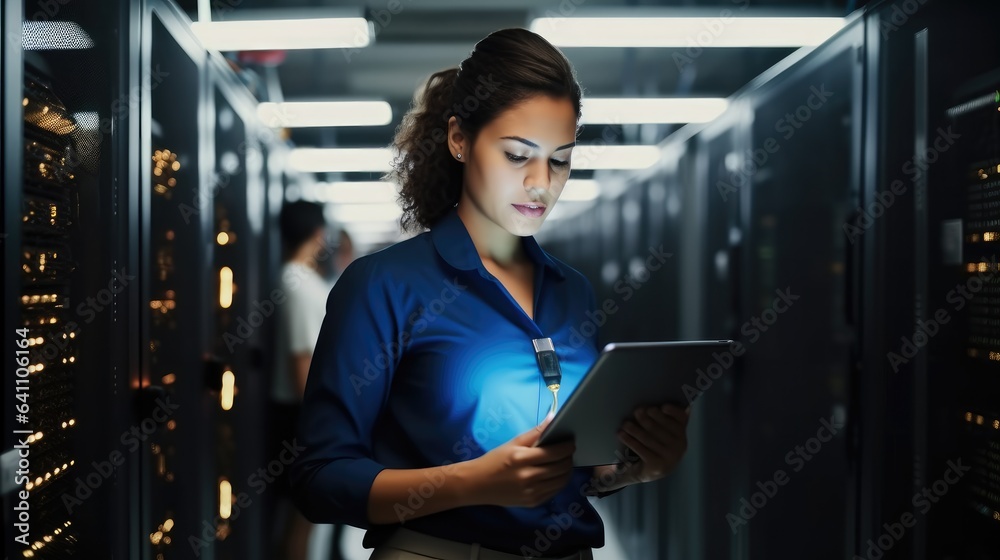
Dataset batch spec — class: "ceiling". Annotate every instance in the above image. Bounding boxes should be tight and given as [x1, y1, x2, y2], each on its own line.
[176, 0, 865, 248]
[182, 0, 861, 147]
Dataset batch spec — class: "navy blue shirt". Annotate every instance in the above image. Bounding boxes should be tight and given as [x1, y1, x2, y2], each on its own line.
[290, 206, 614, 556]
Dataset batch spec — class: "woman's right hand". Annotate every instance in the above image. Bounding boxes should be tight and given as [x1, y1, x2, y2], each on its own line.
[463, 413, 576, 508]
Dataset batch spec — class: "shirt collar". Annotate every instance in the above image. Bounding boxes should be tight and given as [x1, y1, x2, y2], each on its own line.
[430, 206, 566, 281]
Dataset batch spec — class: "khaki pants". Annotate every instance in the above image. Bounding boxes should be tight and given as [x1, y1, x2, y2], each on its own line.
[368, 528, 594, 560]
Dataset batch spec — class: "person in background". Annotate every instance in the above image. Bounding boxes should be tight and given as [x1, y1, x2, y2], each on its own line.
[272, 200, 336, 560]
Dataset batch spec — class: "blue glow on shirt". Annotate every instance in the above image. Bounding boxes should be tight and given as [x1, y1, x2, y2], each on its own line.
[291, 207, 605, 555]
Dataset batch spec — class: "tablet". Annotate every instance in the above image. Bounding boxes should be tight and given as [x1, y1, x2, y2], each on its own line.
[535, 340, 735, 466]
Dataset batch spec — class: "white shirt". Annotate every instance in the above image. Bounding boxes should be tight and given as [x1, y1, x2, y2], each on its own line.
[272, 261, 334, 404]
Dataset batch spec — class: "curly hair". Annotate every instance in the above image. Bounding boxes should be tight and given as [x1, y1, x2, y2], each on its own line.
[385, 27, 583, 233]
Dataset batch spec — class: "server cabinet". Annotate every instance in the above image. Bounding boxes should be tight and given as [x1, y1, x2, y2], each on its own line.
[139, 2, 277, 559]
[206, 54, 270, 560]
[550, 13, 864, 560]
[734, 20, 862, 560]
[3, 1, 133, 558]
[685, 119, 747, 560]
[857, 1, 1000, 559]
[139, 3, 216, 558]
[931, 67, 1000, 560]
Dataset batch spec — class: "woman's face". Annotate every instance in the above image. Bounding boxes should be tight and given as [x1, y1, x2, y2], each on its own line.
[456, 95, 577, 237]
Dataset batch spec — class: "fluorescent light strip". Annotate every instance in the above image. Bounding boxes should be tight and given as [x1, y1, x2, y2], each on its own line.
[331, 203, 402, 223]
[581, 98, 727, 124]
[571, 146, 660, 170]
[22, 21, 95, 50]
[530, 17, 845, 48]
[190, 18, 370, 51]
[303, 181, 398, 204]
[546, 201, 595, 222]
[287, 148, 394, 173]
[560, 179, 600, 201]
[341, 221, 403, 233]
[258, 101, 392, 128]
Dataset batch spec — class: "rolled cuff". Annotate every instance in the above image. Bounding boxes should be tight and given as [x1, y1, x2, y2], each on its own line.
[292, 456, 386, 528]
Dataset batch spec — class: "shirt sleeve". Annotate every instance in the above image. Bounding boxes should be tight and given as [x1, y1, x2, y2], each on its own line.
[289, 257, 404, 527]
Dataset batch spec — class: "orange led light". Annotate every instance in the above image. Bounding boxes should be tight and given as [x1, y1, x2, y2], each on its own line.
[221, 370, 235, 411]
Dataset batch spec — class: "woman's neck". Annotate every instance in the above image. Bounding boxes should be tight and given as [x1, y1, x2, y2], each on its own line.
[456, 201, 526, 269]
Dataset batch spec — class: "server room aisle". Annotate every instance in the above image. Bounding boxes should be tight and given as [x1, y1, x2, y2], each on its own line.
[8, 1, 1000, 559]
[304, 499, 631, 560]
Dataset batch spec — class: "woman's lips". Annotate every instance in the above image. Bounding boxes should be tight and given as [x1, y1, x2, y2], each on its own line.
[512, 204, 546, 218]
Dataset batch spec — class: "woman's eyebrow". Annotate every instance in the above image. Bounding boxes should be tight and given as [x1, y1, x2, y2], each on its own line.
[501, 136, 576, 151]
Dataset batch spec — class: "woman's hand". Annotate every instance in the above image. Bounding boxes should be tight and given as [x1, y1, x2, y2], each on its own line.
[589, 404, 690, 493]
[462, 414, 576, 508]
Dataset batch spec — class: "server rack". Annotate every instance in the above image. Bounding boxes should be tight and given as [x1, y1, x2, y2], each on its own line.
[139, 2, 274, 559]
[855, 1, 1000, 558]
[206, 50, 271, 560]
[3, 1, 134, 558]
[3, 1, 276, 558]
[736, 19, 861, 560]
[548, 15, 864, 560]
[138, 4, 217, 558]
[931, 68, 1000, 559]
[689, 117, 744, 560]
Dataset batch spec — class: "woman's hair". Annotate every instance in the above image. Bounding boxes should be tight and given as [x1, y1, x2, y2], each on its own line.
[386, 27, 583, 233]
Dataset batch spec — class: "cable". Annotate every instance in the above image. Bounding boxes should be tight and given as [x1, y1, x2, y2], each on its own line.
[532, 338, 562, 417]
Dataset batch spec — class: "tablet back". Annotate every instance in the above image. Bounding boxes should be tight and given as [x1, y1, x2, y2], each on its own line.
[536, 340, 735, 466]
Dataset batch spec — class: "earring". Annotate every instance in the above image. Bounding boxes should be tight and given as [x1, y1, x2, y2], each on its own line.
[456, 153, 462, 159]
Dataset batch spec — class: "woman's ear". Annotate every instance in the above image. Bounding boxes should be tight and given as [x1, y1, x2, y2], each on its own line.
[447, 116, 466, 160]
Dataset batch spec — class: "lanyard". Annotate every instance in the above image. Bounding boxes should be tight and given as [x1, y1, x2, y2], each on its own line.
[532, 338, 562, 415]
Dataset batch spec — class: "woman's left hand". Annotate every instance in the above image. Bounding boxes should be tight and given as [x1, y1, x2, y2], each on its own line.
[589, 404, 690, 493]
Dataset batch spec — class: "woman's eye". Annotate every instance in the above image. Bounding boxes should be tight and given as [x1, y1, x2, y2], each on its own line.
[505, 153, 569, 168]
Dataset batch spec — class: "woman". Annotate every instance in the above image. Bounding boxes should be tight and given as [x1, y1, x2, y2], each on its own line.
[290, 27, 690, 560]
